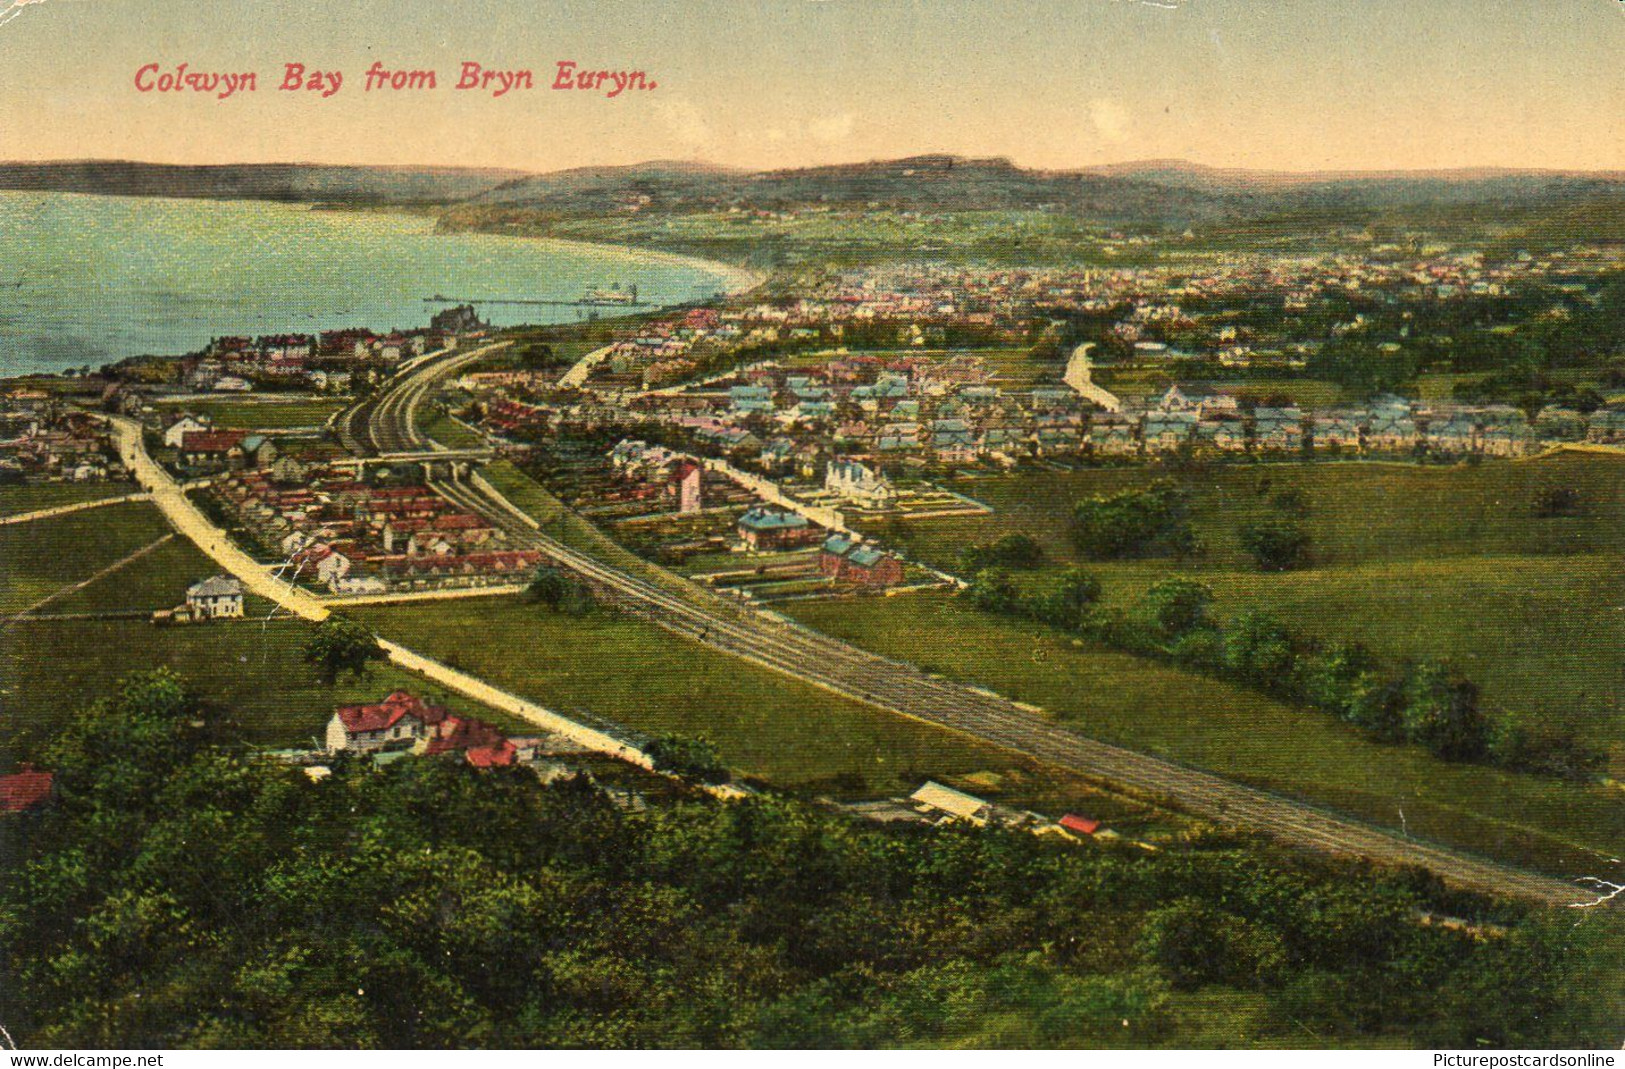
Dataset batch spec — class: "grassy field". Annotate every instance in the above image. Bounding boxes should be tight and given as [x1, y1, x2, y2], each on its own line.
[150, 398, 343, 430]
[419, 409, 488, 449]
[349, 596, 1160, 827]
[869, 455, 1625, 749]
[784, 592, 1625, 878]
[0, 502, 176, 614]
[482, 453, 1624, 870]
[0, 482, 135, 519]
[44, 534, 231, 615]
[0, 615, 529, 763]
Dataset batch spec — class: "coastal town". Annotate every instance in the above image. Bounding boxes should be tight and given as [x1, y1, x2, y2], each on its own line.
[4, 229, 1624, 613]
[2, 165, 1623, 1052]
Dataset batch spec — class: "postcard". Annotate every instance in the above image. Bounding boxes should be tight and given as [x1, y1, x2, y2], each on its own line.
[0, 0, 1620, 1053]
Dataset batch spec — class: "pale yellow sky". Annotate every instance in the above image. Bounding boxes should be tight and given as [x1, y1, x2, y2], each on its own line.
[0, 0, 1621, 173]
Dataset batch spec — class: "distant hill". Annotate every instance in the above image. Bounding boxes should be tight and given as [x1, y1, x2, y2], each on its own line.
[462, 154, 1625, 228]
[0, 161, 526, 204]
[3, 155, 1621, 231]
[469, 154, 1252, 227]
[1081, 159, 1625, 211]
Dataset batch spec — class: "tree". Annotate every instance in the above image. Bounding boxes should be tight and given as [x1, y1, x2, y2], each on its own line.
[1238, 517, 1312, 572]
[964, 569, 1022, 616]
[525, 566, 571, 609]
[1072, 480, 1195, 560]
[525, 566, 595, 615]
[1223, 611, 1298, 686]
[962, 532, 1044, 573]
[302, 615, 387, 685]
[1399, 662, 1488, 761]
[1136, 899, 1283, 991]
[1144, 577, 1213, 639]
[1032, 567, 1103, 630]
[1487, 715, 1605, 780]
[644, 733, 730, 784]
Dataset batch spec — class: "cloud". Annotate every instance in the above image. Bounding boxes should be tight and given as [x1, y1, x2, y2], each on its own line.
[809, 113, 855, 143]
[656, 97, 714, 150]
[1088, 98, 1132, 143]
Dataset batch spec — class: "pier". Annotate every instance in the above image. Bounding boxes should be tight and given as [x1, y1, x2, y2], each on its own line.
[423, 294, 654, 310]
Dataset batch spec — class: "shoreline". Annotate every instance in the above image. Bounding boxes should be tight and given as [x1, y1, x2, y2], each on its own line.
[0, 192, 768, 382]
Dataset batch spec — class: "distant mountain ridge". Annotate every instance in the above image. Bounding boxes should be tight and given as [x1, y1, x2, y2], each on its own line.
[0, 161, 529, 204]
[1, 155, 1620, 225]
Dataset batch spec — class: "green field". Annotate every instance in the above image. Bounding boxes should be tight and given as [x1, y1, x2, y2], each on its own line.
[872, 456, 1625, 750]
[0, 482, 134, 519]
[352, 596, 1020, 791]
[350, 596, 1156, 827]
[44, 533, 232, 616]
[0, 502, 176, 614]
[151, 398, 343, 430]
[784, 592, 1625, 878]
[419, 408, 488, 449]
[0, 615, 527, 763]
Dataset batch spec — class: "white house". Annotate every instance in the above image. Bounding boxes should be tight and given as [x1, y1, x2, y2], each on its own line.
[184, 575, 243, 619]
[162, 413, 212, 448]
[825, 459, 897, 507]
[325, 691, 446, 754]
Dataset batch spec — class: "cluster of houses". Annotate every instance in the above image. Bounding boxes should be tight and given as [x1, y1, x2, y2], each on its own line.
[323, 690, 555, 770]
[159, 413, 283, 474]
[182, 313, 477, 394]
[606, 439, 711, 515]
[621, 354, 1625, 473]
[0, 394, 124, 484]
[206, 465, 541, 594]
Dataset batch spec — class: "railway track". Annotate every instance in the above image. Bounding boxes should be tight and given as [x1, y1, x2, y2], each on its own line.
[363, 341, 1592, 907]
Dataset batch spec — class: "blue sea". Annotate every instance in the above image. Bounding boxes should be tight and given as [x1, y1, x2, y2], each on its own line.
[0, 191, 745, 375]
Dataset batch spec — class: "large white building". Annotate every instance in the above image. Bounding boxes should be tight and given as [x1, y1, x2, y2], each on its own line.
[824, 459, 896, 507]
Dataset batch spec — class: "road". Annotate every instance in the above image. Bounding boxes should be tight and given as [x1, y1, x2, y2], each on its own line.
[108, 416, 333, 620]
[102, 414, 663, 766]
[557, 344, 616, 389]
[1063, 342, 1123, 412]
[358, 353, 1598, 907]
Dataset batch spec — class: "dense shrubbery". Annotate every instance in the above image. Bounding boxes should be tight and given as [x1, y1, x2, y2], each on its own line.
[1072, 481, 1197, 560]
[1238, 517, 1313, 572]
[1, 670, 1614, 1049]
[961, 577, 1605, 781]
[962, 533, 1045, 573]
[644, 732, 730, 784]
[525, 566, 596, 615]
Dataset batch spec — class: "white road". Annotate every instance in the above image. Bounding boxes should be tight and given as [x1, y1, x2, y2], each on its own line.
[103, 414, 656, 765]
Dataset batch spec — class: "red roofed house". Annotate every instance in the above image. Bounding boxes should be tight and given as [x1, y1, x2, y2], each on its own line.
[179, 429, 250, 470]
[325, 691, 449, 754]
[1059, 813, 1101, 836]
[425, 715, 519, 768]
[0, 764, 55, 815]
[324, 692, 530, 769]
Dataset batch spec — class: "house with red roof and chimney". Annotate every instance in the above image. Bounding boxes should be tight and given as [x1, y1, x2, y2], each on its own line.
[324, 691, 450, 754]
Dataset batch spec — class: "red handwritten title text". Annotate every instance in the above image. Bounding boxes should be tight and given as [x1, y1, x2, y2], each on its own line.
[132, 61, 657, 100]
